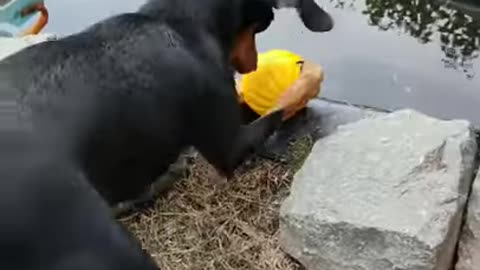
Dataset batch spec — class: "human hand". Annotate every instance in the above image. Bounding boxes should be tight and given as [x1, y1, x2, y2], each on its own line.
[271, 61, 324, 120]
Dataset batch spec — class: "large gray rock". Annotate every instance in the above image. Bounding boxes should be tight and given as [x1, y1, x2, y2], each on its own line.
[279, 109, 478, 270]
[455, 171, 480, 270]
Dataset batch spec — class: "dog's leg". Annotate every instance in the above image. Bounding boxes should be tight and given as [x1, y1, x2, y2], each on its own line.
[234, 110, 284, 159]
[191, 87, 284, 178]
[111, 150, 195, 217]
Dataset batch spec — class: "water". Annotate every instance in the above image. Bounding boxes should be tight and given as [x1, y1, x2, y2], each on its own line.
[5, 0, 480, 123]
[256, 0, 480, 123]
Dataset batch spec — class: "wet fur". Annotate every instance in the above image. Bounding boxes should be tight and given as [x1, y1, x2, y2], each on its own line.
[0, 0, 283, 206]
[0, 0, 333, 268]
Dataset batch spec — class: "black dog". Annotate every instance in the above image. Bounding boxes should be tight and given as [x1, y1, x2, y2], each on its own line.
[0, 0, 333, 207]
[0, 127, 159, 270]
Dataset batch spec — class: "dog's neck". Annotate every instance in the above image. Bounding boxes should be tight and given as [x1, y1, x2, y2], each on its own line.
[138, 0, 273, 57]
[138, 0, 238, 51]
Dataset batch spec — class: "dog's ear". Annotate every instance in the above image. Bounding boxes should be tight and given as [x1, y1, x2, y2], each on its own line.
[273, 0, 334, 32]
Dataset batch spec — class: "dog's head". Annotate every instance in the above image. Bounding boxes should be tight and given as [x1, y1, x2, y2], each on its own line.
[139, 0, 333, 74]
[231, 0, 334, 74]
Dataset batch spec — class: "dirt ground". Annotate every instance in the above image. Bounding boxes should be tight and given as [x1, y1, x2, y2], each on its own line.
[119, 136, 314, 270]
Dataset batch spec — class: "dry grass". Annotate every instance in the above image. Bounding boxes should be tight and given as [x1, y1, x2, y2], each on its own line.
[119, 136, 314, 270]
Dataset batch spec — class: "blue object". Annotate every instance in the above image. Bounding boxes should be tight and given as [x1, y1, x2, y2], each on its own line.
[0, 0, 43, 27]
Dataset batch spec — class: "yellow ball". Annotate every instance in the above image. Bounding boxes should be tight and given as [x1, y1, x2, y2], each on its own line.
[239, 49, 304, 116]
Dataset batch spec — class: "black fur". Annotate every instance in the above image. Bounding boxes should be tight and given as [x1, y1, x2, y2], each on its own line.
[0, 127, 159, 270]
[0, 1, 334, 268]
[0, 0, 333, 207]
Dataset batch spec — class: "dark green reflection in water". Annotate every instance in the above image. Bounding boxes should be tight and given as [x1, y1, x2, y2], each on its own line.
[329, 0, 480, 79]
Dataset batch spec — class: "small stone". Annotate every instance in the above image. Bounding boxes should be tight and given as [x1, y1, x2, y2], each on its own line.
[279, 109, 477, 270]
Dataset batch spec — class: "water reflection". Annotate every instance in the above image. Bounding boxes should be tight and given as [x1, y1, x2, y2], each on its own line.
[329, 0, 480, 79]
